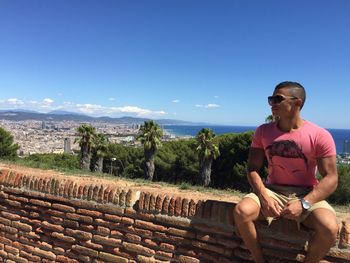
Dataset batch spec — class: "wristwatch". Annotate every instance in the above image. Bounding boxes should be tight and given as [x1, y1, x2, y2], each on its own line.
[300, 198, 311, 210]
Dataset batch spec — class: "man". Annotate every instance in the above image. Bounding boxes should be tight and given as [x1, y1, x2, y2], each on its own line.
[233, 81, 338, 263]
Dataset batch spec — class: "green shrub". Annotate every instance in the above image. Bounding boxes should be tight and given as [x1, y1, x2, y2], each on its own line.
[328, 165, 350, 205]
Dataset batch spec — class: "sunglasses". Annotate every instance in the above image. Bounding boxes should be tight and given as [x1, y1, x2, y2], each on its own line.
[268, 95, 298, 106]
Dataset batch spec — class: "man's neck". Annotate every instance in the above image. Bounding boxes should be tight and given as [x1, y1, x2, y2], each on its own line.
[277, 115, 304, 132]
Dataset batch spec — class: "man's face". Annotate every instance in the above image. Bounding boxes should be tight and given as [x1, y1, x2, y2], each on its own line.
[268, 87, 299, 117]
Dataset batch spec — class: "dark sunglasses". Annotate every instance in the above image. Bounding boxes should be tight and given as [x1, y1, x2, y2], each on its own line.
[268, 95, 298, 105]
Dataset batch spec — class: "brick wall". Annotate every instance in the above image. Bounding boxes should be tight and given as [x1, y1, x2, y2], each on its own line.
[0, 168, 349, 263]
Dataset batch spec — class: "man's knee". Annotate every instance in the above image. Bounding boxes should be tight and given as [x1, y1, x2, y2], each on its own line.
[318, 217, 339, 240]
[234, 198, 260, 222]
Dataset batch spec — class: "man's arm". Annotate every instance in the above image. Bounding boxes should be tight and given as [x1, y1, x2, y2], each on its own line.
[247, 147, 282, 217]
[281, 156, 338, 220]
[304, 156, 338, 205]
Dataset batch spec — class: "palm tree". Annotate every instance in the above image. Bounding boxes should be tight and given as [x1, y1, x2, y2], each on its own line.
[91, 133, 108, 173]
[137, 120, 163, 180]
[75, 124, 96, 170]
[265, 114, 277, 123]
[196, 128, 220, 187]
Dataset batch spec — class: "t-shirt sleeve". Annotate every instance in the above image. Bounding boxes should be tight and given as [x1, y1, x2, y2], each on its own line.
[251, 125, 264, 149]
[315, 129, 336, 158]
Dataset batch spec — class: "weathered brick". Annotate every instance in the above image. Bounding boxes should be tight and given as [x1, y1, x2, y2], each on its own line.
[104, 213, 122, 222]
[96, 226, 110, 236]
[339, 220, 350, 249]
[4, 245, 19, 254]
[72, 244, 98, 258]
[63, 219, 79, 228]
[56, 255, 79, 263]
[29, 199, 51, 208]
[7, 254, 28, 263]
[178, 255, 200, 263]
[167, 228, 195, 239]
[12, 221, 32, 232]
[66, 213, 93, 223]
[124, 242, 155, 255]
[0, 236, 12, 245]
[125, 233, 142, 243]
[51, 232, 76, 243]
[1, 211, 20, 221]
[0, 217, 11, 226]
[32, 247, 56, 260]
[41, 221, 64, 232]
[65, 228, 92, 241]
[46, 209, 65, 217]
[135, 219, 167, 232]
[92, 235, 122, 247]
[52, 203, 75, 213]
[77, 209, 103, 218]
[4, 199, 22, 207]
[98, 252, 128, 263]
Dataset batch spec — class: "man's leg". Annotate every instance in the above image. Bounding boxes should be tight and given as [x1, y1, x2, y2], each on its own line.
[301, 208, 338, 263]
[233, 198, 266, 263]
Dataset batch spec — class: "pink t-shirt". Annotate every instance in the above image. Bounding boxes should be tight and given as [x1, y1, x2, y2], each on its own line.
[251, 120, 336, 187]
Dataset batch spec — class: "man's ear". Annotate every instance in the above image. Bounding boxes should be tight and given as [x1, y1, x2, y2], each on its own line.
[295, 98, 303, 108]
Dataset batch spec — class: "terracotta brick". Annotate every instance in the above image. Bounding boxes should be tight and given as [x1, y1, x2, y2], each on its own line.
[4, 244, 19, 254]
[99, 252, 128, 263]
[162, 195, 170, 214]
[80, 223, 95, 232]
[96, 226, 110, 236]
[65, 228, 92, 241]
[29, 199, 51, 208]
[8, 195, 28, 203]
[174, 197, 183, 217]
[63, 219, 79, 229]
[52, 203, 75, 213]
[104, 213, 122, 222]
[167, 228, 195, 239]
[155, 194, 165, 212]
[124, 242, 155, 255]
[135, 219, 167, 232]
[121, 216, 134, 225]
[339, 220, 350, 249]
[72, 244, 98, 258]
[11, 221, 32, 232]
[56, 255, 79, 263]
[1, 211, 20, 221]
[41, 221, 64, 232]
[177, 255, 200, 263]
[0, 217, 11, 226]
[51, 232, 76, 243]
[125, 233, 142, 243]
[4, 199, 22, 207]
[195, 200, 203, 218]
[32, 247, 56, 260]
[77, 209, 102, 218]
[119, 190, 127, 206]
[92, 235, 122, 247]
[66, 213, 93, 224]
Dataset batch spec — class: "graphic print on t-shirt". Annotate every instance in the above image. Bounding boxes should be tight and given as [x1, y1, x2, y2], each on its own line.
[266, 140, 308, 170]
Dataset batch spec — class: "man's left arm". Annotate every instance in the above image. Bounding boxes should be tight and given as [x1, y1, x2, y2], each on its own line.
[304, 155, 338, 204]
[281, 156, 338, 220]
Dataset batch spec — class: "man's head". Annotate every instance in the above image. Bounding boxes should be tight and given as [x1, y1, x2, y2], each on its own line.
[274, 81, 306, 110]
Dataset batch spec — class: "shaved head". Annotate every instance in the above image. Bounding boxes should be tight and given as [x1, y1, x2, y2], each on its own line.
[274, 81, 306, 109]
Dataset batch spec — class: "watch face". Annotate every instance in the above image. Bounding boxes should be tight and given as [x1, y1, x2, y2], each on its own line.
[302, 199, 311, 210]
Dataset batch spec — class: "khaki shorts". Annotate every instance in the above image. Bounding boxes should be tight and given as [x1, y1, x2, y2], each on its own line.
[244, 184, 335, 228]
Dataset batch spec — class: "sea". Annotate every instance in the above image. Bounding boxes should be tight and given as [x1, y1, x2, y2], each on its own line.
[163, 125, 350, 154]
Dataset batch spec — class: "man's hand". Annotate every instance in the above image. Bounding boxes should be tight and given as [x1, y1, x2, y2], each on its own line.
[260, 196, 282, 218]
[281, 200, 303, 220]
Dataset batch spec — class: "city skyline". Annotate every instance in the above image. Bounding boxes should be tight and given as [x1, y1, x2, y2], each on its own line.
[0, 1, 349, 129]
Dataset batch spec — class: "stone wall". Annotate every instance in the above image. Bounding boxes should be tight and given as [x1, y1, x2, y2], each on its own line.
[0, 168, 349, 263]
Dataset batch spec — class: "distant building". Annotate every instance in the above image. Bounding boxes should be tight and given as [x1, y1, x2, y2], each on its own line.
[344, 140, 350, 154]
[64, 138, 71, 154]
[41, 121, 46, 130]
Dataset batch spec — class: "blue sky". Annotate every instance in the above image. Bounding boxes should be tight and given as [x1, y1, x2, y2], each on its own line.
[0, 0, 349, 128]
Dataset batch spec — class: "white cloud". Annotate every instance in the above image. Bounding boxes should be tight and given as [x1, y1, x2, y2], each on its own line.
[0, 97, 167, 118]
[195, 103, 220, 109]
[108, 97, 115, 101]
[206, 103, 220, 108]
[214, 95, 219, 99]
[7, 98, 24, 105]
[172, 99, 180, 103]
[43, 98, 54, 104]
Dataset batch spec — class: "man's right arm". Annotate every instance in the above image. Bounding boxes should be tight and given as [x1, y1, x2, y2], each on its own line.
[247, 147, 282, 217]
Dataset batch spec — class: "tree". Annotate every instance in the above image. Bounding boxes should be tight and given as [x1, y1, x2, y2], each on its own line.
[137, 120, 163, 180]
[0, 127, 20, 159]
[196, 128, 220, 186]
[75, 124, 96, 170]
[91, 133, 108, 173]
[265, 114, 277, 123]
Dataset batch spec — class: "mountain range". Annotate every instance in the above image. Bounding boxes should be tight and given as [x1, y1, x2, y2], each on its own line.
[0, 109, 200, 125]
